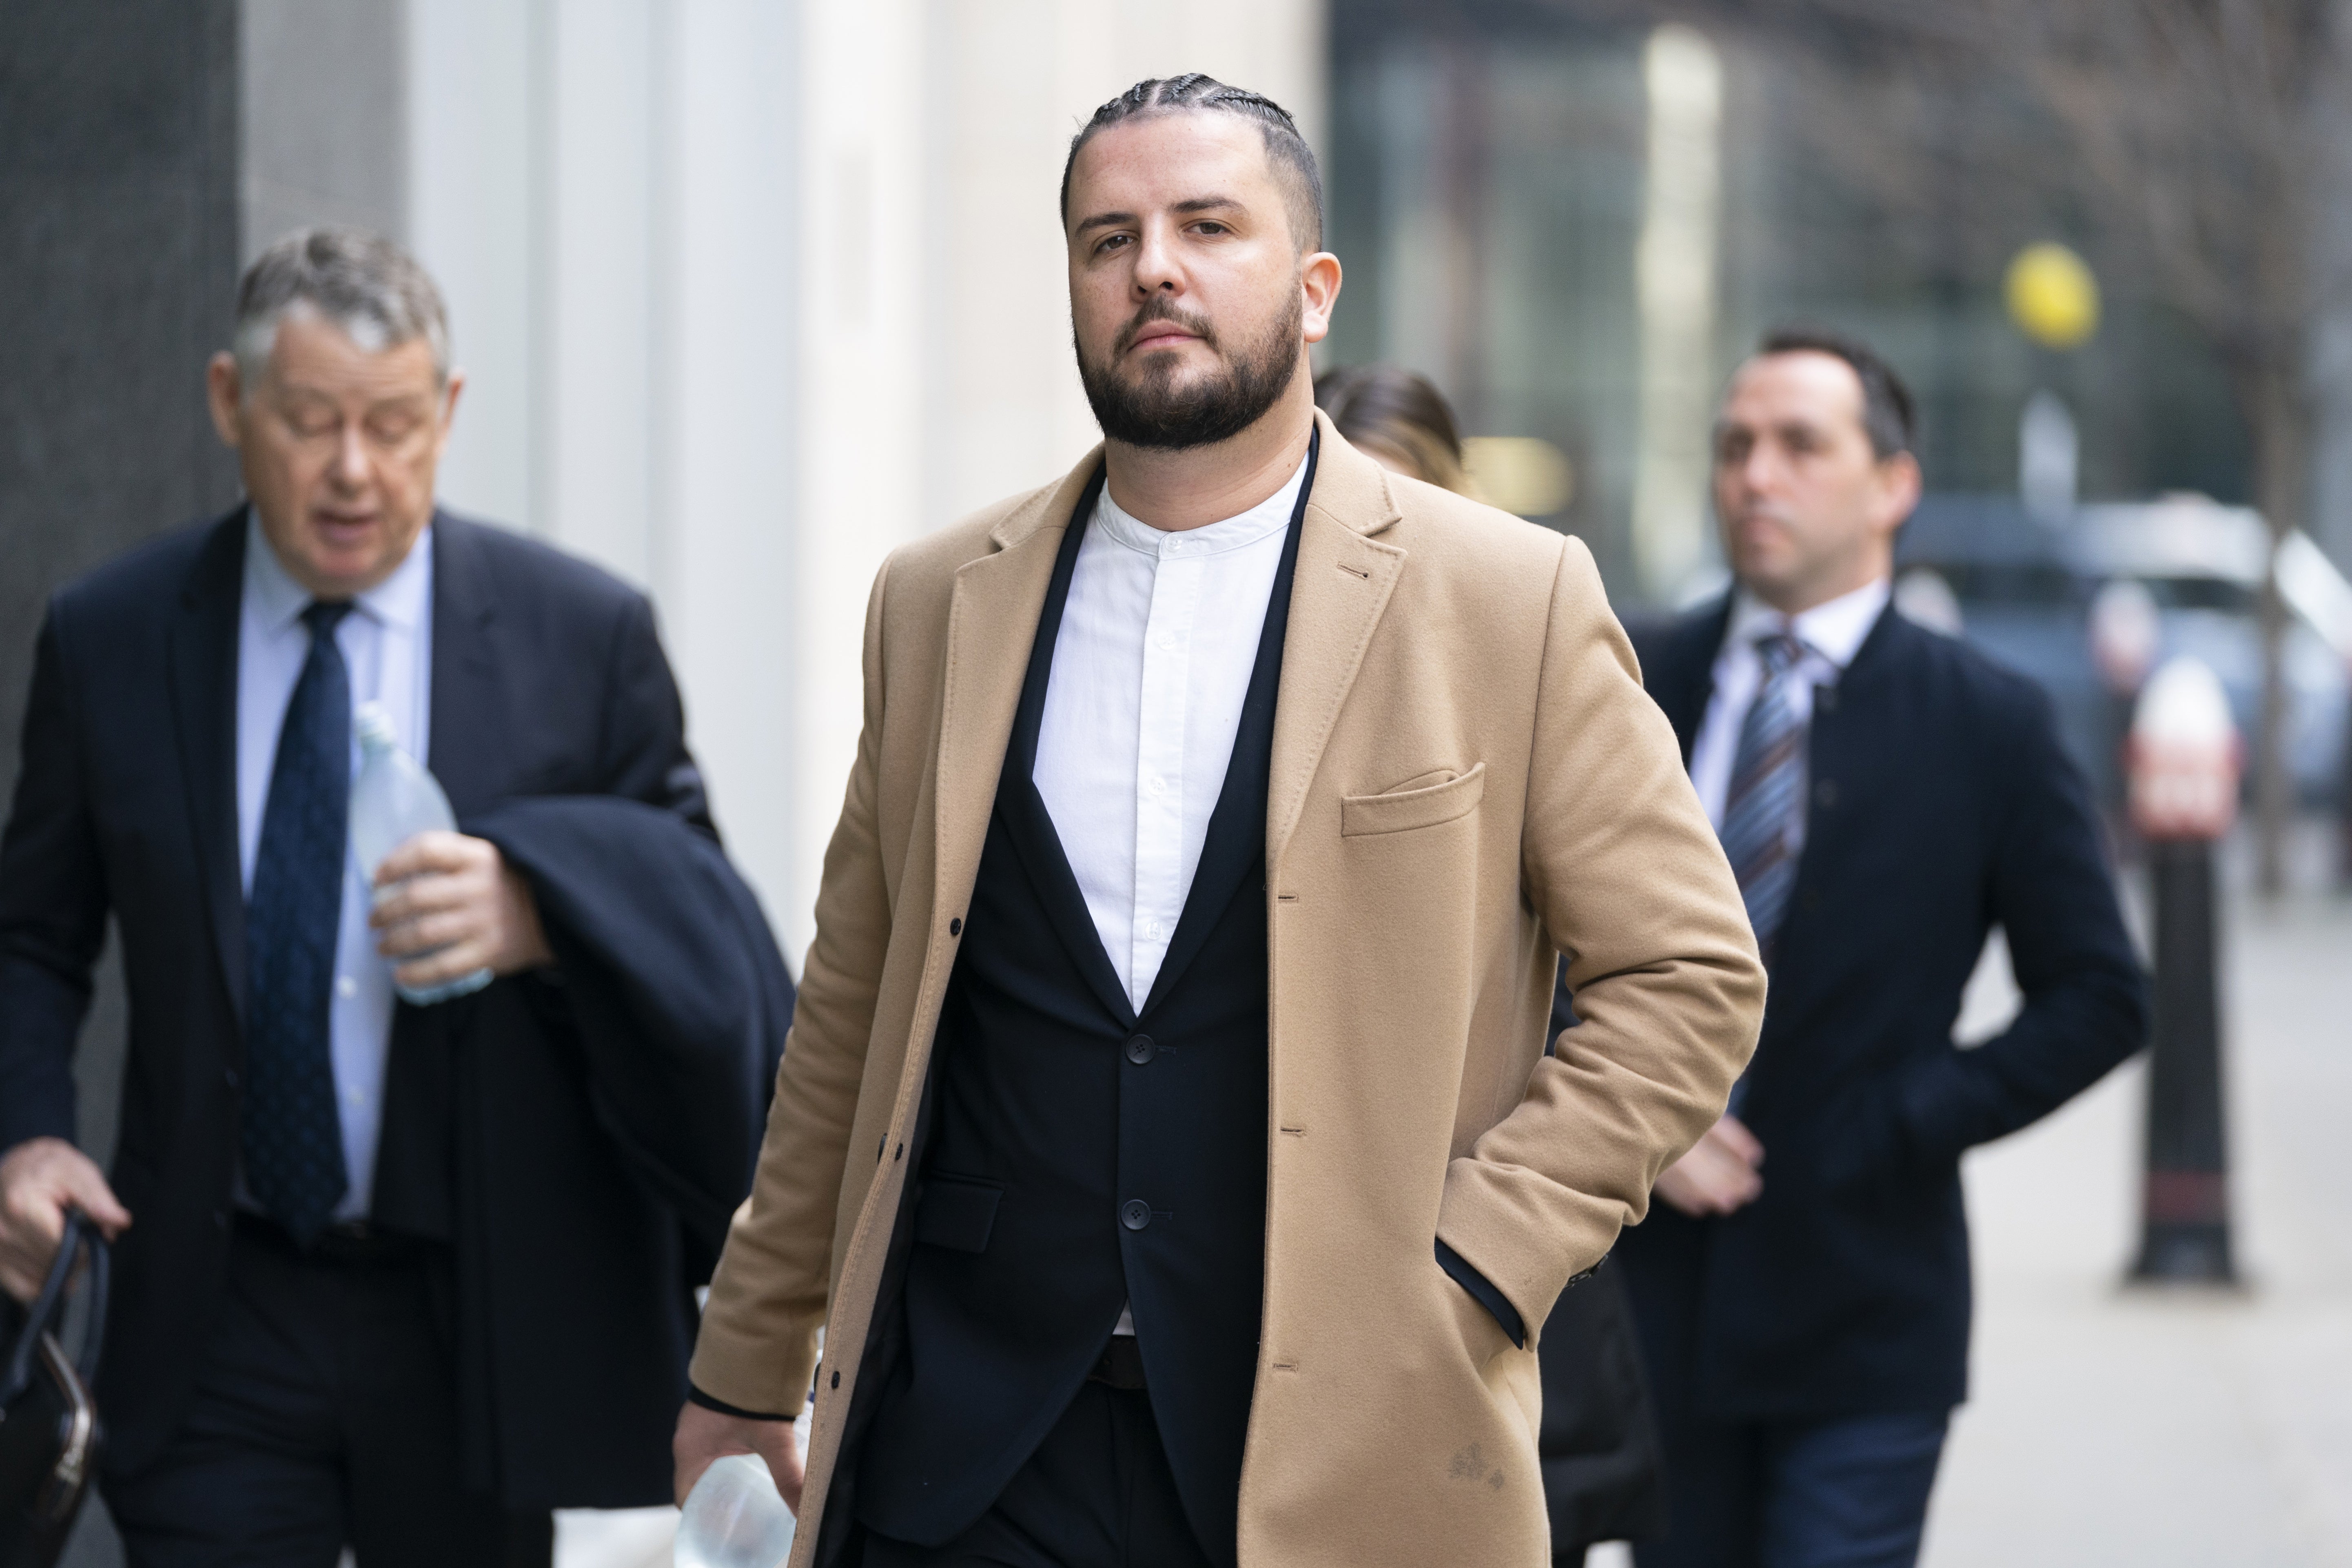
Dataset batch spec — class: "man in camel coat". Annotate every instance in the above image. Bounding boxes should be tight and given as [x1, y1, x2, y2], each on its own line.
[674, 75, 1765, 1568]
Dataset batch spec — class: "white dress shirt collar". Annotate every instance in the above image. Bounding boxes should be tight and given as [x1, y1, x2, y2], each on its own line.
[243, 510, 435, 634]
[1722, 574, 1891, 672]
[1095, 464, 1306, 560]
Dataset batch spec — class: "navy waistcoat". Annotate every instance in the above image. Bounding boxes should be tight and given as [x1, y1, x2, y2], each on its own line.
[855, 446, 1312, 1566]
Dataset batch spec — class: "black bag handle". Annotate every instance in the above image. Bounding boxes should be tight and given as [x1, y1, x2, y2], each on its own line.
[0, 1208, 109, 1404]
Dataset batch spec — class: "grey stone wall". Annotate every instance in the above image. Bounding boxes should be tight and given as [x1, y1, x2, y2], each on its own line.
[241, 0, 407, 256]
[0, 4, 242, 1562]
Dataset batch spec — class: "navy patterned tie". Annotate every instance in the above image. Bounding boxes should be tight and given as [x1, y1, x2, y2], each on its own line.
[242, 600, 355, 1243]
[1719, 631, 1809, 961]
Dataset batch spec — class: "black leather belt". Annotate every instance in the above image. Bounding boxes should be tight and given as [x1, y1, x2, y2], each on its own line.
[1087, 1335, 1148, 1391]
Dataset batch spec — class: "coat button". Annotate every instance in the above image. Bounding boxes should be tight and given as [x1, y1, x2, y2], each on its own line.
[1124, 1034, 1157, 1065]
[949, 917, 962, 936]
[223, 1067, 238, 1088]
[1121, 1199, 1151, 1231]
[1814, 779, 1839, 808]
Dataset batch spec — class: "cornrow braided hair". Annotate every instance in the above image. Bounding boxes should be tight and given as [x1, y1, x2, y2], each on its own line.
[1061, 74, 1324, 253]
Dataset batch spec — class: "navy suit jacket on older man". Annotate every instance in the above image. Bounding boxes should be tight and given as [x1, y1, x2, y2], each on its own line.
[0, 508, 791, 1506]
[1613, 595, 2147, 1423]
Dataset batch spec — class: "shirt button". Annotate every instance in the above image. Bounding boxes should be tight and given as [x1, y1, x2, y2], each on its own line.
[1125, 1034, 1157, 1065]
[1143, 920, 1162, 938]
[1148, 776, 1168, 796]
[344, 1088, 364, 1107]
[1121, 1199, 1152, 1231]
[336, 976, 358, 1000]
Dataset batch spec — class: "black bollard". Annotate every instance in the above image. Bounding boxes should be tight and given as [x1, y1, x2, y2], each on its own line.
[2124, 656, 2238, 1286]
[2130, 839, 2234, 1282]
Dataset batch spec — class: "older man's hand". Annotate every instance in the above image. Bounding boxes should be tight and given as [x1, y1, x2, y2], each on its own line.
[368, 830, 554, 990]
[1654, 1112, 1765, 1218]
[0, 1138, 131, 1303]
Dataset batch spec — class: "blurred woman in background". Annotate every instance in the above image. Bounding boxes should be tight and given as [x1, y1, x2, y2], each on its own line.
[1312, 364, 1472, 493]
[1314, 363, 1671, 1568]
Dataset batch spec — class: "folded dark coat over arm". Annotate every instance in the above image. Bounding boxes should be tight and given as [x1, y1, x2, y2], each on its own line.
[468, 795, 794, 1264]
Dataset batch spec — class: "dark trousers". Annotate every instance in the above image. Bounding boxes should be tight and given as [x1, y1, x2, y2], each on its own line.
[1634, 1408, 1949, 1568]
[103, 1218, 552, 1568]
[861, 1379, 1215, 1568]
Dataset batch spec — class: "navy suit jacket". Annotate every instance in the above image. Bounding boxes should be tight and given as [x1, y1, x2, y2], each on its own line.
[1613, 595, 2147, 1420]
[0, 509, 787, 1505]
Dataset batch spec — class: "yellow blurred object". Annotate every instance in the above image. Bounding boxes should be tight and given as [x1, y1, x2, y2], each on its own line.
[1462, 437, 1576, 517]
[2005, 242, 2100, 350]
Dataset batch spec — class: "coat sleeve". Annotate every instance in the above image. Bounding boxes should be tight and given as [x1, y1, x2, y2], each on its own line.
[689, 557, 898, 1419]
[1434, 538, 1765, 1342]
[0, 605, 109, 1153]
[1865, 678, 2148, 1172]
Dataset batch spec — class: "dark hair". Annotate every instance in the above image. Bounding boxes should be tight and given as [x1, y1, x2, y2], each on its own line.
[1061, 74, 1324, 253]
[1753, 326, 1915, 459]
[1314, 365, 1469, 493]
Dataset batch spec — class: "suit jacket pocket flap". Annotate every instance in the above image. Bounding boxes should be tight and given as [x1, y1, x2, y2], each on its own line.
[1341, 763, 1486, 838]
[914, 1175, 1003, 1253]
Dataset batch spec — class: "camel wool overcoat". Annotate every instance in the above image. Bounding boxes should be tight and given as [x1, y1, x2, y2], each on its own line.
[691, 415, 1766, 1567]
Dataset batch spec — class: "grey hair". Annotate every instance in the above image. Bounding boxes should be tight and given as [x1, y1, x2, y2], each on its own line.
[232, 227, 450, 390]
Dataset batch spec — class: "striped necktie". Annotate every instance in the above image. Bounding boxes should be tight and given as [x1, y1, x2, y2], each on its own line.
[1719, 631, 1808, 960]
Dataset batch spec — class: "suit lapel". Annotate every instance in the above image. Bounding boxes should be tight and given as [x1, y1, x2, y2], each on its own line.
[166, 513, 251, 1028]
[993, 466, 1138, 1025]
[1142, 431, 1317, 1015]
[424, 513, 507, 817]
[931, 458, 1106, 980]
[1651, 597, 1731, 764]
[1266, 412, 1405, 872]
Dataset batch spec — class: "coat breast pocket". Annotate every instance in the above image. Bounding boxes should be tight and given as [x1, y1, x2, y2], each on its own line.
[1340, 763, 1486, 838]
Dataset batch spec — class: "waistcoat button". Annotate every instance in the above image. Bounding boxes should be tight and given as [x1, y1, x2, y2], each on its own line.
[1121, 1199, 1151, 1231]
[1124, 1034, 1157, 1065]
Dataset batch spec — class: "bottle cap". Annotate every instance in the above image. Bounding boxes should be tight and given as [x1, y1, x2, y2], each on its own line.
[355, 701, 400, 750]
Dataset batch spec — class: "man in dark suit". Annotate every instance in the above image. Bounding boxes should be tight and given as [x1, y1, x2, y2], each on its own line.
[1612, 328, 2148, 1568]
[0, 228, 789, 1566]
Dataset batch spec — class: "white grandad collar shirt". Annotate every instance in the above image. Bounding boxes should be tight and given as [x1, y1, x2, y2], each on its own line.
[1033, 455, 1308, 1014]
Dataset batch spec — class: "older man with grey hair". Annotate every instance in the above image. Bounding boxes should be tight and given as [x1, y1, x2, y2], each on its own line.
[0, 227, 791, 1566]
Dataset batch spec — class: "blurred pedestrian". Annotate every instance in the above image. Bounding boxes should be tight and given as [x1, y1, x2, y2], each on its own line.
[675, 75, 1764, 1568]
[1609, 328, 2148, 1568]
[0, 227, 791, 1566]
[1311, 364, 1472, 492]
[1317, 362, 1671, 1563]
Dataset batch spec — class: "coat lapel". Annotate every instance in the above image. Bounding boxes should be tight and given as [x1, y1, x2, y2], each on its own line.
[425, 513, 507, 817]
[930, 457, 1106, 967]
[1266, 412, 1406, 872]
[166, 513, 251, 1028]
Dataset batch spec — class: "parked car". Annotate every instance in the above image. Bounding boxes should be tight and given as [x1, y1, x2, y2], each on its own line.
[1896, 493, 2348, 810]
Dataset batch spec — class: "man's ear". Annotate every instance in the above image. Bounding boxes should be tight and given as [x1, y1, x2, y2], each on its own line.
[1872, 450, 1923, 536]
[205, 352, 244, 450]
[1300, 252, 1343, 346]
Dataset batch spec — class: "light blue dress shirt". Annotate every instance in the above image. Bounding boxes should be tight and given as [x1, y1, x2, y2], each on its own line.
[236, 514, 434, 1220]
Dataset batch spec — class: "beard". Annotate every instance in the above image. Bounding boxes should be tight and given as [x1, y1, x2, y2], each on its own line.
[1076, 291, 1303, 451]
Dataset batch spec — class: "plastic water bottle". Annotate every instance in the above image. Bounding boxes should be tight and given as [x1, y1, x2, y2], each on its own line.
[349, 701, 494, 1006]
[674, 1454, 796, 1568]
